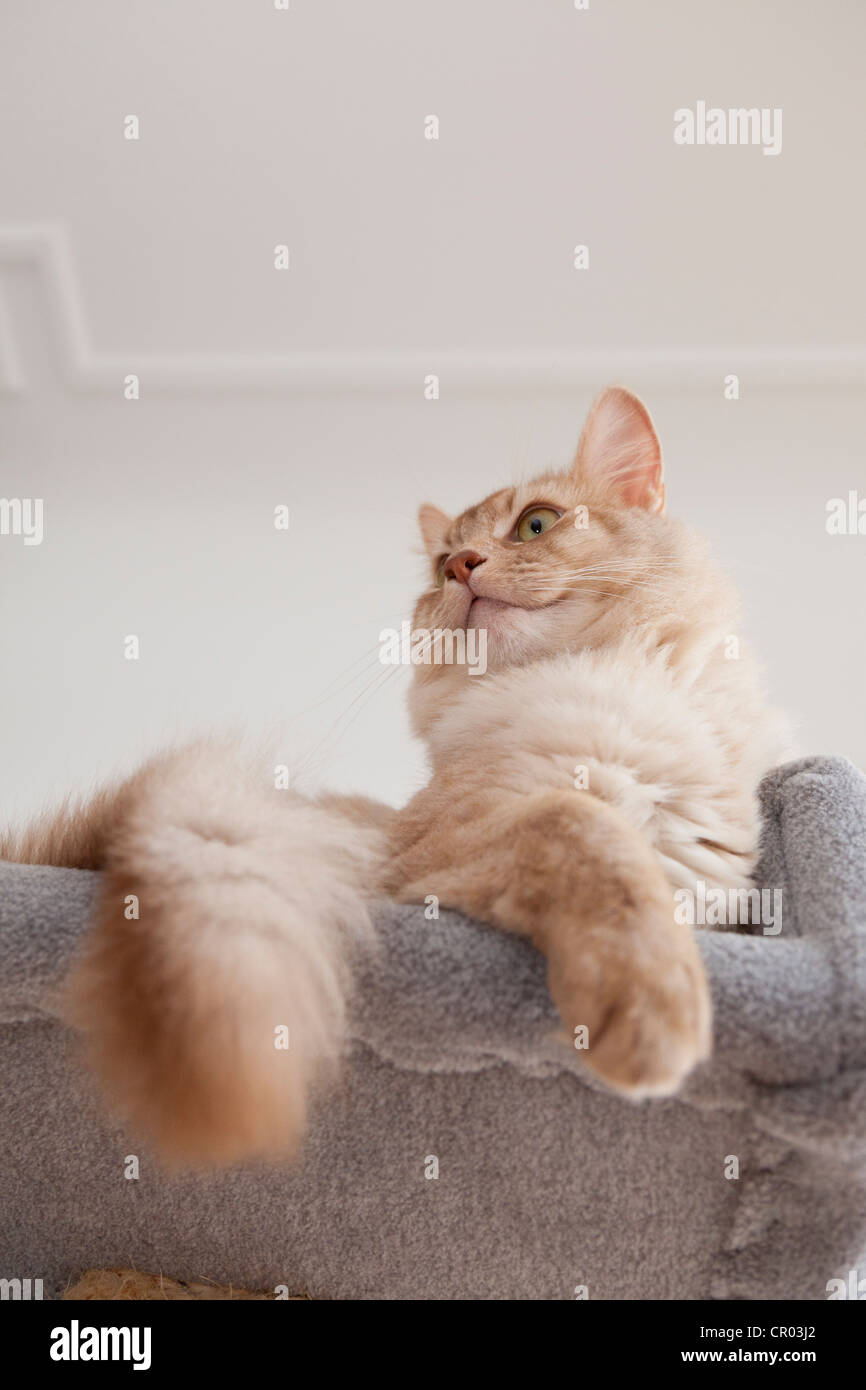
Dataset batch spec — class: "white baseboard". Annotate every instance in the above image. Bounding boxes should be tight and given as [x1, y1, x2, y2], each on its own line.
[1, 223, 863, 394]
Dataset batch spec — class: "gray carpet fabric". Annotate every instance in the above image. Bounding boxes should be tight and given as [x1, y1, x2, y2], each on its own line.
[1, 755, 865, 1300]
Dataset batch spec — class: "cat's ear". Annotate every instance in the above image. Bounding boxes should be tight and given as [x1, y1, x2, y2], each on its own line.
[574, 386, 665, 513]
[417, 503, 452, 558]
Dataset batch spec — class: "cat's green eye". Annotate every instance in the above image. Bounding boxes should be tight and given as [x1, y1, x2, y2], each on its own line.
[434, 555, 449, 587]
[516, 507, 561, 542]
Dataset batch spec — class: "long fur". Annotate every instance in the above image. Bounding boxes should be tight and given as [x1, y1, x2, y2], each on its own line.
[3, 746, 385, 1166]
[3, 386, 793, 1161]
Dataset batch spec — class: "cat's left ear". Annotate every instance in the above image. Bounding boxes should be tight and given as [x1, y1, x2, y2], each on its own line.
[574, 386, 665, 514]
[417, 503, 452, 558]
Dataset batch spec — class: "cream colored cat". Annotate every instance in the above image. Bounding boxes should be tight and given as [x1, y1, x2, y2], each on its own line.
[2, 387, 792, 1165]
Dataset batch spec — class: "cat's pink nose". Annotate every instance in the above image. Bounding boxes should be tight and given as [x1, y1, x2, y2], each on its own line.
[444, 549, 486, 585]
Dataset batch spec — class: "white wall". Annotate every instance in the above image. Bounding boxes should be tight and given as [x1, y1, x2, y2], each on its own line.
[0, 0, 864, 822]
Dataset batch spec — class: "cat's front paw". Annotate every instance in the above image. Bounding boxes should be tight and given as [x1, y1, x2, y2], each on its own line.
[547, 913, 712, 1099]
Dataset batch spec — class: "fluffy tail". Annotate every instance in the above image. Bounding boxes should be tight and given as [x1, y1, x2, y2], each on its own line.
[53, 746, 385, 1167]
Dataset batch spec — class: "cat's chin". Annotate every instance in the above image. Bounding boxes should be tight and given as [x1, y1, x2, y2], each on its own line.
[465, 596, 514, 629]
[465, 596, 560, 667]
[466, 594, 564, 636]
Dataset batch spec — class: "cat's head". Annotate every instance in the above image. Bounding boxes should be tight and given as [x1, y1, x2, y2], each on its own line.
[408, 386, 692, 735]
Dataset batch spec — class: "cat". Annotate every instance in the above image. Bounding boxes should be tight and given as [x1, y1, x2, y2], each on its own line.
[1, 386, 793, 1166]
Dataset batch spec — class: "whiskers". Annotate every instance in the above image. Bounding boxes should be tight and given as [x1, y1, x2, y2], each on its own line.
[520, 557, 680, 602]
[288, 618, 449, 786]
[287, 559, 679, 783]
